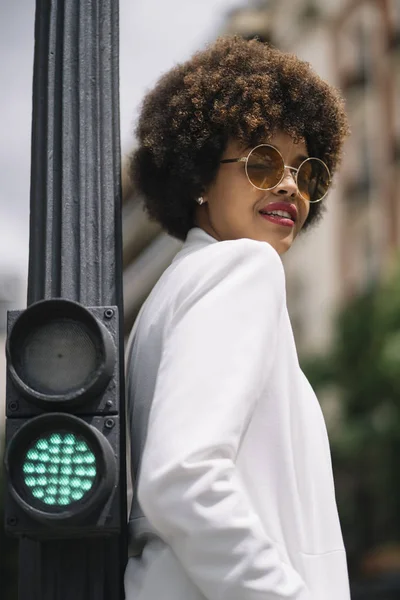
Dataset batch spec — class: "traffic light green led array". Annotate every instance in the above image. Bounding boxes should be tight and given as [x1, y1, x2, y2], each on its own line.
[22, 432, 97, 507]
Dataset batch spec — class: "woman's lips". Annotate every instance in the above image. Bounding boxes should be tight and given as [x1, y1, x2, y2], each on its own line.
[260, 201, 298, 222]
[259, 213, 295, 228]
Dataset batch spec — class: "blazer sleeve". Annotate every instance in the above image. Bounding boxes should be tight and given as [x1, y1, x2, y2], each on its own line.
[136, 239, 311, 600]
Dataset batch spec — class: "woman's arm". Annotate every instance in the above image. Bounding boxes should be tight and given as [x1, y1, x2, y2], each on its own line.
[137, 239, 311, 600]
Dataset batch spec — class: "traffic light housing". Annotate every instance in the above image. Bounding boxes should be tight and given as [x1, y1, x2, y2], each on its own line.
[4, 298, 121, 539]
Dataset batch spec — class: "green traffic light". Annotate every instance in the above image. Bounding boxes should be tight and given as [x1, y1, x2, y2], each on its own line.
[22, 432, 97, 507]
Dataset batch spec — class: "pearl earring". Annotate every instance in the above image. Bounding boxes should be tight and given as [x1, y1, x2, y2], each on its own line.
[196, 197, 205, 205]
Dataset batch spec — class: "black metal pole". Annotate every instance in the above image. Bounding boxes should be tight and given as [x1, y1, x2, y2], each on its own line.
[20, 1, 127, 598]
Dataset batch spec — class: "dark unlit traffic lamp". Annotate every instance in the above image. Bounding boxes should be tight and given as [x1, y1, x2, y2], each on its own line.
[4, 299, 121, 538]
[7, 299, 116, 407]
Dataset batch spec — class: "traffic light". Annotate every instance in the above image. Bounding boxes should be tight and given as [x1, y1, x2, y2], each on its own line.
[4, 298, 121, 539]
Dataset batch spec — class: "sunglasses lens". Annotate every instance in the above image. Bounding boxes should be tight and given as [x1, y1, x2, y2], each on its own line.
[246, 146, 284, 190]
[297, 159, 330, 202]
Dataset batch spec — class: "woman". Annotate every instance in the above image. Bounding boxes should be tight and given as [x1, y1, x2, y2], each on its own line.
[124, 36, 351, 600]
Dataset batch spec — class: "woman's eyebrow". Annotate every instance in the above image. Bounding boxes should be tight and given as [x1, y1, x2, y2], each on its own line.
[293, 153, 309, 163]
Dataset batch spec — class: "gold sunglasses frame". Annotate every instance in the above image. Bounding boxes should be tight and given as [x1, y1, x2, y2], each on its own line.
[220, 144, 331, 203]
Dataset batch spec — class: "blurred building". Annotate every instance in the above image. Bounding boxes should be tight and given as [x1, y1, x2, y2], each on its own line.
[0, 221, 27, 440]
[223, 0, 400, 357]
[121, 163, 182, 337]
[332, 0, 400, 292]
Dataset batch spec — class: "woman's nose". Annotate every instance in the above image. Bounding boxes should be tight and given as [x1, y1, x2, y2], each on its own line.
[273, 167, 298, 198]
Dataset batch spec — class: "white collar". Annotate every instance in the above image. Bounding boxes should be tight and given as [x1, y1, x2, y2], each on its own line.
[172, 227, 217, 263]
[185, 227, 218, 247]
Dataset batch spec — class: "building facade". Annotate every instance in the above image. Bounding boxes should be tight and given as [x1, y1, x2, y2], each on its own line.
[223, 0, 400, 357]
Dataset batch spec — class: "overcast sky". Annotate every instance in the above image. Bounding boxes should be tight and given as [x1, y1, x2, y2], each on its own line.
[0, 0, 241, 278]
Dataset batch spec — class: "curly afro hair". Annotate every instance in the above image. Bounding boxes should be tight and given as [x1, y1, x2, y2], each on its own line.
[130, 35, 350, 240]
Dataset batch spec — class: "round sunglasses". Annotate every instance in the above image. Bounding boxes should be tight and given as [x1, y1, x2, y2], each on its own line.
[220, 144, 331, 203]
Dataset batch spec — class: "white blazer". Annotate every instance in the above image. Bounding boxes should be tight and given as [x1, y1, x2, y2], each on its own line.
[124, 227, 351, 600]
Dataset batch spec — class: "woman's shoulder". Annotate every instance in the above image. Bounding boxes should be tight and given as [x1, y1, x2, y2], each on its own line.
[134, 236, 286, 341]
[178, 236, 283, 278]
[168, 236, 286, 304]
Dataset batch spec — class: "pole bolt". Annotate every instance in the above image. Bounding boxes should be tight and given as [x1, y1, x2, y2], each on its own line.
[105, 418, 115, 429]
[104, 309, 114, 319]
[8, 401, 19, 412]
[7, 517, 18, 527]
